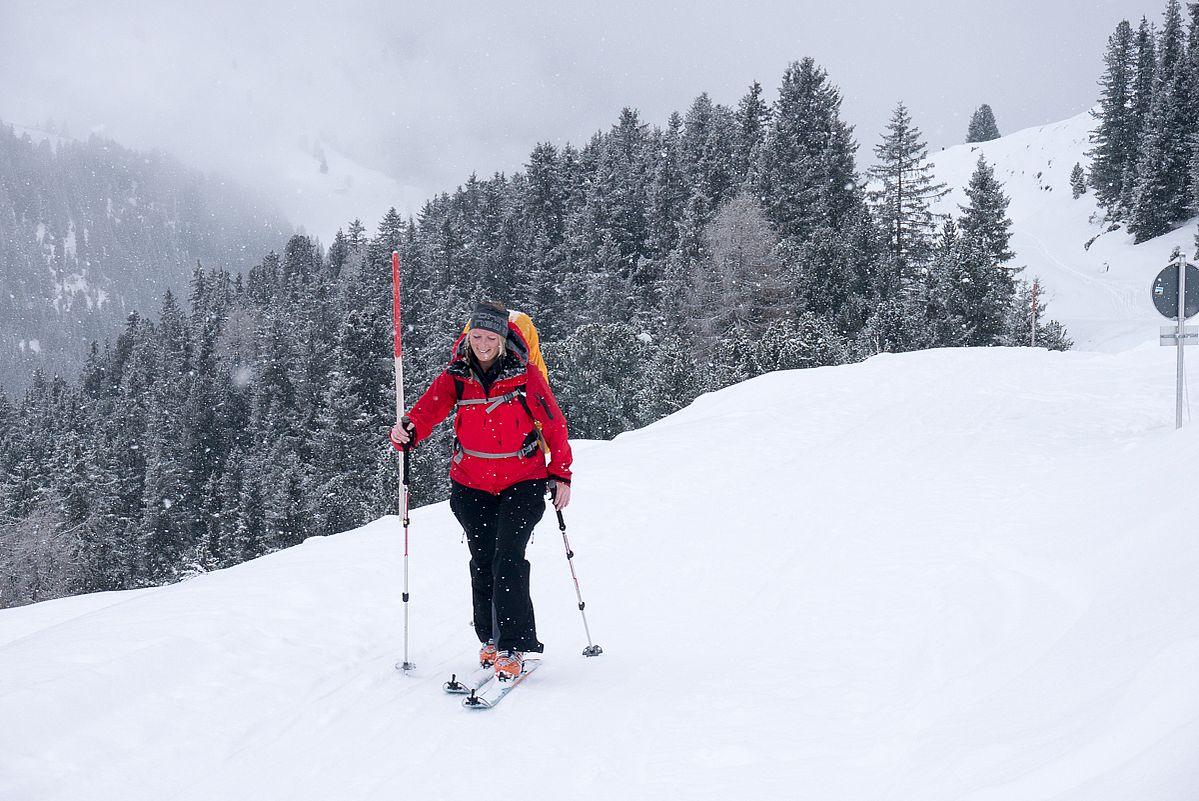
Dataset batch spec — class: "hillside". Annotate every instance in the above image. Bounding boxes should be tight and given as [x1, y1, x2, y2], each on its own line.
[929, 109, 1194, 352]
[1, 341, 1196, 800]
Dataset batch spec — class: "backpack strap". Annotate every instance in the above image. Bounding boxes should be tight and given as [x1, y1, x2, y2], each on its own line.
[455, 389, 522, 414]
[514, 389, 551, 455]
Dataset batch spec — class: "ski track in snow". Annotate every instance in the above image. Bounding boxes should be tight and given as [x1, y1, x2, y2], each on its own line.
[2, 112, 1199, 801]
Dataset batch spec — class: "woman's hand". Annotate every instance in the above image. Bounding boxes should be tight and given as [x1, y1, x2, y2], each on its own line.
[550, 481, 571, 511]
[390, 417, 415, 448]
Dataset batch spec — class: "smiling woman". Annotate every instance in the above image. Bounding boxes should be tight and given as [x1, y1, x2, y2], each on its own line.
[388, 300, 573, 682]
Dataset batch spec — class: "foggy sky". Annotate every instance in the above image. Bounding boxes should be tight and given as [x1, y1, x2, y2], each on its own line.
[0, 0, 1170, 240]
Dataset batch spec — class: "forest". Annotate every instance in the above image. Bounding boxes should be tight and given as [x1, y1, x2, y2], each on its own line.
[2, 46, 1095, 607]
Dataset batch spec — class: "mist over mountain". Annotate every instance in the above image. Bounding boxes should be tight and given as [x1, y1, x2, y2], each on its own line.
[0, 123, 291, 391]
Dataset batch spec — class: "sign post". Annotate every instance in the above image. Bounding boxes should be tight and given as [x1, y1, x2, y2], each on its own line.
[1152, 258, 1199, 429]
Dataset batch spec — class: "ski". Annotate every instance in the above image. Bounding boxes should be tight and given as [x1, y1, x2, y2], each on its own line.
[462, 659, 541, 710]
[443, 665, 495, 694]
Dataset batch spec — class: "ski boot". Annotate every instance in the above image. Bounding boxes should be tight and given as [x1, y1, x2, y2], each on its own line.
[493, 650, 524, 681]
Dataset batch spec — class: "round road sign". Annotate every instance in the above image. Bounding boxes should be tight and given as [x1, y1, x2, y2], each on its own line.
[1151, 262, 1199, 320]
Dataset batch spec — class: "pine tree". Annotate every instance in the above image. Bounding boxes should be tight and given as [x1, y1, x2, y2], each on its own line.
[1070, 163, 1087, 198]
[954, 158, 1019, 347]
[965, 104, 1001, 142]
[634, 332, 703, 423]
[759, 58, 861, 243]
[783, 204, 879, 335]
[1119, 16, 1158, 215]
[137, 290, 203, 584]
[867, 102, 949, 278]
[1132, 17, 1158, 141]
[647, 114, 688, 264]
[518, 142, 569, 325]
[958, 155, 1015, 268]
[922, 218, 971, 347]
[750, 315, 850, 373]
[680, 93, 737, 218]
[1089, 20, 1136, 212]
[573, 108, 654, 325]
[1129, 0, 1193, 239]
[858, 290, 928, 354]
[1187, 3, 1199, 230]
[733, 81, 771, 188]
[542, 323, 651, 439]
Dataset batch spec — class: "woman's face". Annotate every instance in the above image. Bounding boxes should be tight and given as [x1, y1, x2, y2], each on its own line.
[469, 329, 502, 364]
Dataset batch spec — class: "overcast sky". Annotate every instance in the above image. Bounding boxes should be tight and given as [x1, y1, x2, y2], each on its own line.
[0, 0, 1170, 240]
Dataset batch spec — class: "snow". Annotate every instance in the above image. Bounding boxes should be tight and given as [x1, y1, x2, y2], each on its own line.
[2, 342, 1197, 800]
[62, 223, 76, 261]
[3, 113, 1199, 800]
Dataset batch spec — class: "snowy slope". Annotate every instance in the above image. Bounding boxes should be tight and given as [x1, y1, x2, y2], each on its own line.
[2, 342, 1198, 801]
[929, 110, 1198, 353]
[254, 138, 426, 245]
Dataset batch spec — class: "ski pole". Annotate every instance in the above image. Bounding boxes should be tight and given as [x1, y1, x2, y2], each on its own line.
[398, 441, 414, 671]
[392, 250, 415, 672]
[552, 485, 602, 657]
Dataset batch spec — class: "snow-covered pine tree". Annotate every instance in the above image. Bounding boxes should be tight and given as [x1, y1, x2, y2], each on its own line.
[1117, 17, 1159, 214]
[1132, 17, 1158, 143]
[1186, 3, 1199, 243]
[517, 142, 570, 334]
[733, 81, 771, 188]
[569, 109, 654, 326]
[680, 93, 738, 220]
[634, 332, 703, 422]
[955, 157, 1019, 345]
[541, 323, 651, 440]
[1089, 19, 1136, 213]
[647, 115, 687, 263]
[921, 218, 971, 348]
[750, 315, 850, 374]
[965, 104, 1001, 142]
[782, 204, 879, 336]
[958, 155, 1015, 268]
[867, 102, 949, 279]
[1129, 0, 1193, 240]
[759, 57, 861, 244]
[305, 343, 375, 539]
[1071, 163, 1087, 198]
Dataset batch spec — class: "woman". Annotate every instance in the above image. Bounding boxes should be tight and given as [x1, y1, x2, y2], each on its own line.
[390, 301, 572, 681]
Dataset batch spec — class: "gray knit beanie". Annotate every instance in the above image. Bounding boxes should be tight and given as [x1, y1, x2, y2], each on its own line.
[469, 301, 509, 336]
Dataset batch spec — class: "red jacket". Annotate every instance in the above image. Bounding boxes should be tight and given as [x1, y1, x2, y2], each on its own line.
[400, 323, 572, 494]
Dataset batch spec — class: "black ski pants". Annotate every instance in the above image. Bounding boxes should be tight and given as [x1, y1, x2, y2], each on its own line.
[449, 478, 547, 653]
